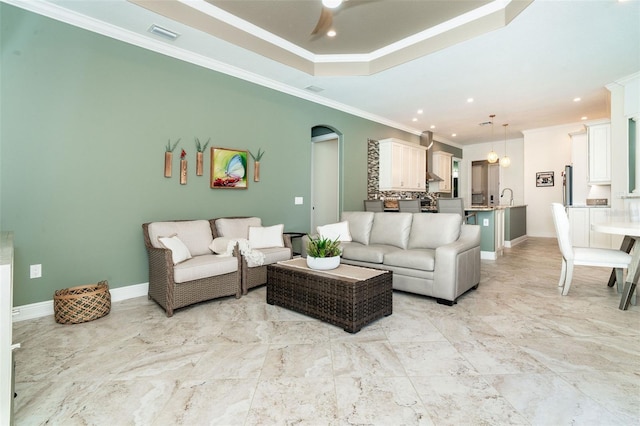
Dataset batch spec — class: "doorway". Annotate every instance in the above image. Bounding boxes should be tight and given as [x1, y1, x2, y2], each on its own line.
[311, 128, 341, 231]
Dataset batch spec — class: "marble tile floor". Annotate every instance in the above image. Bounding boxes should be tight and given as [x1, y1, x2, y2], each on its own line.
[12, 237, 640, 425]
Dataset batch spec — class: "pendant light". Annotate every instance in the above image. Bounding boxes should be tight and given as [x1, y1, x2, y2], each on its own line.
[487, 114, 499, 163]
[500, 123, 511, 168]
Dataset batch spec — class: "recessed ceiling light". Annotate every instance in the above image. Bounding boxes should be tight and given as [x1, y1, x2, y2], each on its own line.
[467, 98, 474, 103]
[327, 29, 337, 37]
[412, 118, 418, 122]
[430, 125, 436, 129]
[417, 109, 423, 114]
[451, 133, 457, 137]
[573, 97, 581, 102]
[322, 0, 343, 8]
[581, 116, 588, 120]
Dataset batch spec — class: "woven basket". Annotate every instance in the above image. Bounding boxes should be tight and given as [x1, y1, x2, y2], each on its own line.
[54, 281, 111, 324]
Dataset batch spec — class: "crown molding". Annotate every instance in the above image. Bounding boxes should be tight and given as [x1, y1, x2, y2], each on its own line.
[2, 0, 423, 137]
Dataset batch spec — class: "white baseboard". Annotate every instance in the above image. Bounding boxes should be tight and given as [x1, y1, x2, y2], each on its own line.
[505, 235, 528, 248]
[481, 251, 498, 260]
[12, 282, 149, 322]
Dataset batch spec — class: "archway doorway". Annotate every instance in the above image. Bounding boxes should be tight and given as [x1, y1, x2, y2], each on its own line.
[311, 126, 341, 231]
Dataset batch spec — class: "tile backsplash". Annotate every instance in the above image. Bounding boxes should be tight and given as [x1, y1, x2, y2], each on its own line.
[367, 139, 438, 206]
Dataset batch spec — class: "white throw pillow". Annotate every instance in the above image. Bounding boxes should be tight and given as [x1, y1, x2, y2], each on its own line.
[317, 221, 352, 242]
[209, 237, 232, 255]
[248, 224, 284, 249]
[158, 234, 192, 264]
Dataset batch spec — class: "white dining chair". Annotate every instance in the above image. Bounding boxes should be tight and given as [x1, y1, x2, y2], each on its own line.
[550, 203, 632, 296]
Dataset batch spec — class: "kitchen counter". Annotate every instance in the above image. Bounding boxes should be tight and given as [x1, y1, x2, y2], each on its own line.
[464, 205, 527, 258]
[467, 204, 527, 211]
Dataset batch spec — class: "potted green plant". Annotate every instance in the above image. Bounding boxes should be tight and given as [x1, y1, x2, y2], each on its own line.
[306, 235, 342, 270]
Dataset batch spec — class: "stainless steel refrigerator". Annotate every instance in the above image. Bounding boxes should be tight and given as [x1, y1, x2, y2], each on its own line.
[562, 165, 573, 206]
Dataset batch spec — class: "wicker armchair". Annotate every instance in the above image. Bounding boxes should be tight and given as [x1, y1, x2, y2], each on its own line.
[210, 217, 292, 295]
[142, 220, 241, 317]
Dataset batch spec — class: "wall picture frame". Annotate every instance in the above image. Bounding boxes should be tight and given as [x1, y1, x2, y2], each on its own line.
[210, 147, 248, 189]
[536, 171, 554, 187]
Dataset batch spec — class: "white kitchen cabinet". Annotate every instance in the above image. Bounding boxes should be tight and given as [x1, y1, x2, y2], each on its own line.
[587, 123, 611, 184]
[568, 207, 612, 248]
[432, 151, 453, 193]
[378, 138, 427, 192]
[589, 207, 612, 248]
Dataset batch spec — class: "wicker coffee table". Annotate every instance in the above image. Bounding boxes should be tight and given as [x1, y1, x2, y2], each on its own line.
[267, 258, 392, 333]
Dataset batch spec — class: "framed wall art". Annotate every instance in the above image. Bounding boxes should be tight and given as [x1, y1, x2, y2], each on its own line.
[210, 147, 248, 189]
[536, 171, 554, 187]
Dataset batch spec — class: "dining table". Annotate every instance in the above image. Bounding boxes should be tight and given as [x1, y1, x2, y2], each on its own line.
[591, 220, 640, 310]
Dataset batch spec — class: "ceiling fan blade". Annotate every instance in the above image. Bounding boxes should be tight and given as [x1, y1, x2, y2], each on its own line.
[311, 7, 333, 36]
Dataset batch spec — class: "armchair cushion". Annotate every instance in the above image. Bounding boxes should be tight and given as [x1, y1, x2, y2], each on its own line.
[210, 237, 232, 255]
[317, 221, 352, 242]
[248, 224, 284, 249]
[148, 220, 213, 256]
[256, 246, 292, 265]
[173, 255, 239, 283]
[158, 234, 192, 265]
[215, 217, 261, 239]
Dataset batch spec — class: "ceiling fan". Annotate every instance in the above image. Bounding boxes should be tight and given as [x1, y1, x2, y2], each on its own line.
[311, 0, 359, 37]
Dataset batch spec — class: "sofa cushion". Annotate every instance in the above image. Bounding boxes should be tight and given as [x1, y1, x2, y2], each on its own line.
[215, 217, 262, 239]
[384, 249, 436, 271]
[369, 212, 413, 249]
[148, 220, 213, 256]
[158, 235, 192, 264]
[173, 254, 238, 283]
[249, 224, 284, 249]
[317, 221, 352, 242]
[341, 211, 374, 244]
[341, 243, 398, 264]
[408, 213, 461, 249]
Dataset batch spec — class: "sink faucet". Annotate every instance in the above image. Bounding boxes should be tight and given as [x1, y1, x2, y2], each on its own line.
[501, 188, 514, 206]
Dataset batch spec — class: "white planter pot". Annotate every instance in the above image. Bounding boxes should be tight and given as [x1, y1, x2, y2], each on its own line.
[306, 255, 340, 270]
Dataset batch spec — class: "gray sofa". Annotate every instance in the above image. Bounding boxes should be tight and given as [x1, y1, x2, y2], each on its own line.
[302, 211, 481, 305]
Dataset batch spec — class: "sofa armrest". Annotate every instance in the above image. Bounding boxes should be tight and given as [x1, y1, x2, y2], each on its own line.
[433, 224, 481, 301]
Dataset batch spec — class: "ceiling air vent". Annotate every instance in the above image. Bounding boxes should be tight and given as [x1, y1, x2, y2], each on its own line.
[148, 24, 180, 41]
[305, 85, 324, 93]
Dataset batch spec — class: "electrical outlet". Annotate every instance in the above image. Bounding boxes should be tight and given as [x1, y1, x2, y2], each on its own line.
[30, 264, 42, 279]
[483, 218, 489, 227]
[294, 197, 303, 205]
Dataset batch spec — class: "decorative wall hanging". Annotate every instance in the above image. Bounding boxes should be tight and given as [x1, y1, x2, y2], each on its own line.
[195, 137, 210, 176]
[164, 138, 181, 177]
[211, 147, 248, 189]
[536, 171, 554, 187]
[180, 149, 187, 185]
[249, 148, 265, 182]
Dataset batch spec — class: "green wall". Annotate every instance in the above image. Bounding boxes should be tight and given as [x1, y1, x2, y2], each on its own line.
[0, 5, 417, 306]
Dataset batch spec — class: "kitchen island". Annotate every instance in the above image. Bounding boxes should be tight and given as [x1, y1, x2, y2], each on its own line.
[465, 205, 527, 259]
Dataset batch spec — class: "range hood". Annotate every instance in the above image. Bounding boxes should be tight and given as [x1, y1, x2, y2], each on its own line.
[427, 172, 443, 182]
[421, 131, 442, 182]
